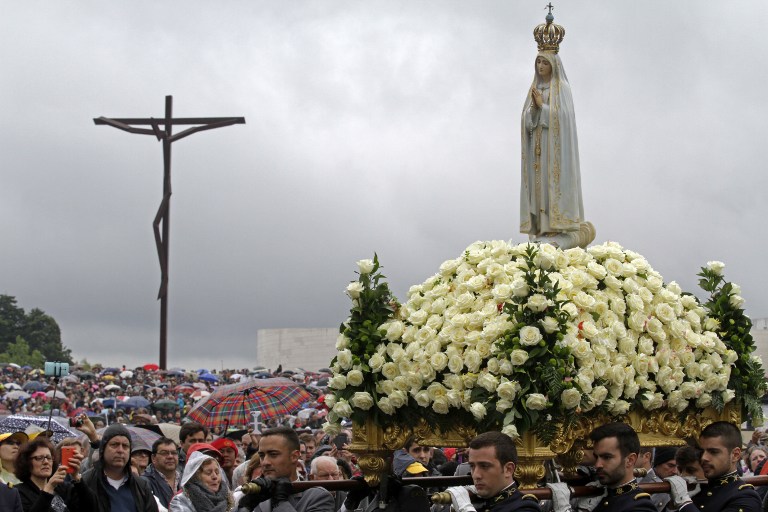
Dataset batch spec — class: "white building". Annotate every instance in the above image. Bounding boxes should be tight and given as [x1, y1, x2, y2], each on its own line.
[752, 318, 768, 371]
[255, 328, 337, 372]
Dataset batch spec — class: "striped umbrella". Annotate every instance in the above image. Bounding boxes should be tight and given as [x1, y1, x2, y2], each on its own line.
[186, 378, 312, 430]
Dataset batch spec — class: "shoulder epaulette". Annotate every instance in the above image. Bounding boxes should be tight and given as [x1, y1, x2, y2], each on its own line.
[739, 484, 755, 490]
[634, 492, 651, 500]
[522, 493, 538, 501]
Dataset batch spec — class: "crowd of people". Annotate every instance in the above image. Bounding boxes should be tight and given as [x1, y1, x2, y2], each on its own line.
[0, 363, 329, 431]
[1, 362, 767, 512]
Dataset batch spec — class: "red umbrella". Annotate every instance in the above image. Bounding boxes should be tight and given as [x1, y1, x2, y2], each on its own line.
[186, 378, 312, 430]
[143, 363, 160, 372]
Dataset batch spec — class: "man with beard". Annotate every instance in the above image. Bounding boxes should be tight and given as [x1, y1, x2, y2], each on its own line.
[665, 421, 761, 512]
[238, 426, 334, 512]
[567, 423, 656, 512]
[82, 424, 158, 512]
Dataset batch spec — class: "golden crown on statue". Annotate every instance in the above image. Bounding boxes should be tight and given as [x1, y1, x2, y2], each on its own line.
[533, 8, 565, 53]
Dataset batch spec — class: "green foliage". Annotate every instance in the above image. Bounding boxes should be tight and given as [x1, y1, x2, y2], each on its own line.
[0, 336, 46, 368]
[0, 295, 71, 363]
[331, 255, 399, 426]
[697, 265, 767, 424]
[490, 244, 582, 439]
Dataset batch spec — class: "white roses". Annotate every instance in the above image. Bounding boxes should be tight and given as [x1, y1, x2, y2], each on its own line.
[325, 240, 753, 439]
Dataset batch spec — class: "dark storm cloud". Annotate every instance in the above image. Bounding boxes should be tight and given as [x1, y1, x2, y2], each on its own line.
[1, 1, 766, 368]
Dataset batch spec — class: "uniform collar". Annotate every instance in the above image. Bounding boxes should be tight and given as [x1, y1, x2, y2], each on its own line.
[709, 471, 739, 487]
[483, 482, 518, 507]
[607, 479, 637, 496]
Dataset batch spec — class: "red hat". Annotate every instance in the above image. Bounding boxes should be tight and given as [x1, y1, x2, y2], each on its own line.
[186, 442, 222, 460]
[211, 437, 238, 452]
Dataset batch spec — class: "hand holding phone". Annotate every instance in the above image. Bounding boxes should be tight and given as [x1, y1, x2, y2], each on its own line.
[61, 446, 77, 474]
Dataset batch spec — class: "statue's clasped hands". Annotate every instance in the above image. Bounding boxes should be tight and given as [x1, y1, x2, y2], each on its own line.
[530, 86, 544, 109]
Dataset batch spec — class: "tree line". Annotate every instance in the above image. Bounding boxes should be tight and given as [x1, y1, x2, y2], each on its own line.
[0, 294, 72, 367]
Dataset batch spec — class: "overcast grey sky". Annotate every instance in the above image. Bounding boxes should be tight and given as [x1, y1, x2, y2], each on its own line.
[1, 1, 766, 370]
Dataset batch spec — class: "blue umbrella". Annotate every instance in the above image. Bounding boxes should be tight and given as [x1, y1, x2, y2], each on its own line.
[22, 381, 45, 391]
[198, 373, 219, 383]
[117, 396, 151, 409]
[166, 370, 184, 377]
[196, 369, 210, 375]
[102, 398, 116, 408]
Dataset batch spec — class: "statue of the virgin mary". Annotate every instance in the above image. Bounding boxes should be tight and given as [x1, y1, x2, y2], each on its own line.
[520, 10, 594, 249]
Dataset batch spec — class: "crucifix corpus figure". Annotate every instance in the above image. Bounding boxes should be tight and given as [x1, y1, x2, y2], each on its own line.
[94, 95, 245, 370]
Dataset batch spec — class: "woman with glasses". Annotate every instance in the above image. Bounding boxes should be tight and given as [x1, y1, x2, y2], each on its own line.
[13, 438, 96, 512]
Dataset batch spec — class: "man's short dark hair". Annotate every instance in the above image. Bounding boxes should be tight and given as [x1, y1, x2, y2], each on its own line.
[700, 421, 742, 451]
[589, 422, 640, 459]
[468, 431, 518, 466]
[675, 445, 702, 467]
[261, 426, 300, 451]
[179, 422, 208, 443]
[152, 437, 178, 454]
[298, 432, 315, 444]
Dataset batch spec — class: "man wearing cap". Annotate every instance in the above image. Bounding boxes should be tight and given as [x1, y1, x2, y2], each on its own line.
[637, 446, 678, 511]
[238, 426, 334, 512]
[81, 423, 159, 512]
[212, 436, 239, 487]
[0, 432, 28, 485]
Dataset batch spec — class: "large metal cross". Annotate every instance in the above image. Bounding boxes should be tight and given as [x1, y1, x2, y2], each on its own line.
[94, 95, 245, 369]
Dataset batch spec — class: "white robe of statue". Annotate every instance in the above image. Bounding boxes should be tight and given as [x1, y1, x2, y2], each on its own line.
[520, 51, 585, 241]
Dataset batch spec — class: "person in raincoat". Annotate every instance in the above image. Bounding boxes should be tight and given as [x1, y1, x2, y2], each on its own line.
[169, 451, 234, 512]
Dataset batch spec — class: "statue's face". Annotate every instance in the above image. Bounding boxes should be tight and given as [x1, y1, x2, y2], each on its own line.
[536, 56, 552, 80]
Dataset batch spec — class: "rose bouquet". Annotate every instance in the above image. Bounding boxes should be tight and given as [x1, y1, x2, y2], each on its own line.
[324, 241, 765, 441]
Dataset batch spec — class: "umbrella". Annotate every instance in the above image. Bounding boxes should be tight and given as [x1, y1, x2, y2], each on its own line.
[198, 373, 219, 383]
[45, 390, 68, 400]
[61, 374, 80, 384]
[135, 422, 181, 444]
[23, 381, 45, 391]
[0, 415, 79, 443]
[186, 378, 313, 429]
[74, 371, 96, 379]
[120, 370, 134, 379]
[192, 382, 208, 390]
[101, 375, 116, 381]
[151, 399, 179, 412]
[117, 396, 151, 409]
[143, 363, 159, 371]
[101, 367, 119, 375]
[173, 384, 194, 394]
[97, 425, 160, 452]
[191, 389, 210, 400]
[166, 370, 184, 377]
[104, 384, 122, 391]
[229, 373, 246, 381]
[31, 391, 47, 399]
[7, 363, 21, 369]
[196, 368, 210, 374]
[147, 387, 165, 396]
[5, 383, 22, 390]
[296, 408, 317, 420]
[5, 390, 30, 400]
